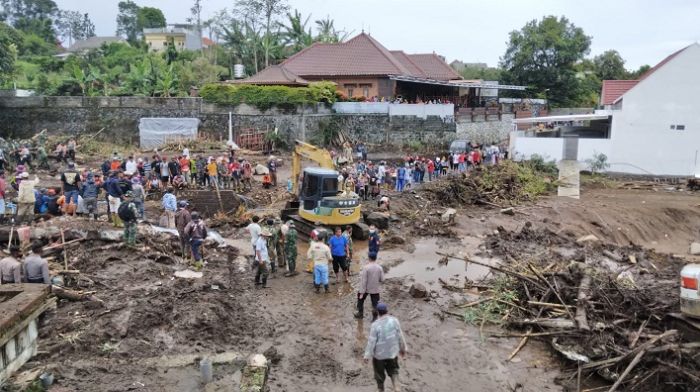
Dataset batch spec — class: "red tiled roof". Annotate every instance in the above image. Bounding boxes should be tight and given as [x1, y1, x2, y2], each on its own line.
[390, 50, 426, 78]
[281, 32, 461, 81]
[407, 53, 462, 80]
[202, 37, 215, 47]
[601, 80, 638, 105]
[228, 65, 310, 86]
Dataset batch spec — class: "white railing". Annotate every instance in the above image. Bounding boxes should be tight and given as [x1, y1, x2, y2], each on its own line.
[332, 102, 455, 120]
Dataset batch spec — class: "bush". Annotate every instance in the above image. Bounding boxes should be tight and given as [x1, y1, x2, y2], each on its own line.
[200, 81, 337, 111]
[524, 154, 558, 176]
[586, 152, 610, 174]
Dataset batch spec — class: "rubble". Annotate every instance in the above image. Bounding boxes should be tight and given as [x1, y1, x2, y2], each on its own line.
[440, 225, 697, 391]
[409, 283, 427, 298]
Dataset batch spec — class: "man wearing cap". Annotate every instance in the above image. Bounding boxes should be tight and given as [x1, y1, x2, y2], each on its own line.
[272, 217, 286, 270]
[119, 192, 139, 246]
[17, 172, 38, 223]
[255, 228, 272, 288]
[184, 212, 207, 262]
[0, 246, 22, 284]
[355, 252, 384, 320]
[308, 231, 332, 293]
[61, 162, 81, 215]
[23, 242, 50, 284]
[175, 200, 192, 258]
[284, 220, 298, 277]
[364, 303, 407, 392]
[104, 171, 123, 227]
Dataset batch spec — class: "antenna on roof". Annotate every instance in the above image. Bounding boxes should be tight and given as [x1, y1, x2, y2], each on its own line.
[361, 22, 364, 34]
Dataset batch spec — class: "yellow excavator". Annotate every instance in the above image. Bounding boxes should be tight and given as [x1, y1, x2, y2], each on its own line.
[281, 140, 368, 239]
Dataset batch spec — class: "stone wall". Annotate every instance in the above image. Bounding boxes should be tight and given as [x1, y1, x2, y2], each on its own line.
[0, 96, 476, 148]
[456, 114, 514, 143]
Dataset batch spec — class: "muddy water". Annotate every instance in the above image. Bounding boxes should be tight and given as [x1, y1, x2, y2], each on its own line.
[382, 236, 499, 288]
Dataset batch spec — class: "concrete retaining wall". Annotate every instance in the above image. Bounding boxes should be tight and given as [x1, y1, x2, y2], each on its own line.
[0, 96, 508, 148]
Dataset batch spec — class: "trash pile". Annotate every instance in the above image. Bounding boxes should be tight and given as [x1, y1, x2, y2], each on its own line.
[421, 161, 555, 208]
[442, 225, 697, 391]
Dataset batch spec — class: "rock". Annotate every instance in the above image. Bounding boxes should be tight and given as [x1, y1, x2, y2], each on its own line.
[441, 208, 457, 223]
[690, 242, 700, 255]
[174, 269, 203, 279]
[409, 283, 427, 298]
[500, 207, 515, 216]
[576, 234, 599, 244]
[365, 212, 390, 230]
[254, 164, 269, 175]
[384, 235, 405, 245]
[247, 354, 267, 367]
[263, 346, 282, 364]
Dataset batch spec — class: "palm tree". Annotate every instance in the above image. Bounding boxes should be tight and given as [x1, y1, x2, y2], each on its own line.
[280, 9, 313, 54]
[314, 16, 349, 43]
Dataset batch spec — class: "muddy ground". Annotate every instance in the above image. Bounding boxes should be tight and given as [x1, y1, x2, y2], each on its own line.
[4, 149, 700, 391]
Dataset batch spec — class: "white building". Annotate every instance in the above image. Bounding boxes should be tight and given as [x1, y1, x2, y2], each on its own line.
[511, 43, 700, 176]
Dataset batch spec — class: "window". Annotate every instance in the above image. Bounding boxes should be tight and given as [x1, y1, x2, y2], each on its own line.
[344, 83, 357, 98]
[359, 83, 372, 97]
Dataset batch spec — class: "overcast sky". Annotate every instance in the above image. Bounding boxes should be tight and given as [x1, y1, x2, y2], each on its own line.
[54, 0, 700, 70]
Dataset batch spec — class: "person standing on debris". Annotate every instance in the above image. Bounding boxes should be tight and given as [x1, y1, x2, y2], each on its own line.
[23, 242, 50, 284]
[161, 187, 177, 229]
[184, 212, 207, 263]
[246, 216, 262, 255]
[179, 155, 191, 185]
[36, 145, 49, 170]
[119, 191, 139, 247]
[328, 227, 350, 284]
[125, 156, 137, 175]
[159, 156, 171, 188]
[66, 138, 77, 162]
[131, 178, 145, 220]
[104, 171, 124, 227]
[175, 200, 192, 258]
[264, 219, 277, 274]
[241, 159, 253, 191]
[195, 156, 207, 187]
[395, 165, 406, 192]
[168, 157, 181, 184]
[308, 231, 332, 293]
[80, 173, 101, 220]
[364, 303, 407, 392]
[368, 224, 381, 257]
[284, 220, 298, 277]
[355, 252, 384, 320]
[267, 156, 277, 187]
[0, 246, 22, 284]
[61, 162, 81, 215]
[255, 228, 272, 288]
[17, 172, 38, 223]
[206, 157, 218, 189]
[230, 158, 242, 192]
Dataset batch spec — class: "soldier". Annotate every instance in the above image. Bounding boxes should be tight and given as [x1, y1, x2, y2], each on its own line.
[36, 145, 49, 170]
[118, 191, 139, 247]
[274, 217, 286, 269]
[265, 218, 277, 274]
[284, 220, 298, 277]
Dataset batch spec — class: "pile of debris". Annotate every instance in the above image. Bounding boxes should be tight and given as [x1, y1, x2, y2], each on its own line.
[442, 225, 697, 391]
[421, 161, 555, 208]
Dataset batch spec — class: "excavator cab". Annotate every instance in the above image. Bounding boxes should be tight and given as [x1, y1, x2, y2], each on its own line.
[297, 168, 361, 225]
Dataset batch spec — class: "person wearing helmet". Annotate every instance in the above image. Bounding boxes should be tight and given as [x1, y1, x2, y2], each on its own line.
[119, 191, 139, 247]
[307, 229, 332, 293]
[184, 212, 207, 263]
[175, 200, 192, 258]
[284, 220, 298, 277]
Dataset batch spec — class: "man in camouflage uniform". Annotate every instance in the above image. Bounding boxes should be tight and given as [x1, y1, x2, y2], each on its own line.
[284, 220, 298, 277]
[273, 217, 286, 269]
[120, 191, 139, 247]
[265, 218, 277, 274]
[36, 145, 49, 170]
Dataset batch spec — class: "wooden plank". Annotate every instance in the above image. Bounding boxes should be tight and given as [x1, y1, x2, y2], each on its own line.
[0, 284, 50, 340]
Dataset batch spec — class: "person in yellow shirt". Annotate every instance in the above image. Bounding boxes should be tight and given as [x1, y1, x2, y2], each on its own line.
[307, 231, 332, 293]
[206, 158, 218, 189]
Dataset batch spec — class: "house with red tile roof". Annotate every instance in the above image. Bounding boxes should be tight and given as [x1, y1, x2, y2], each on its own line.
[512, 43, 700, 176]
[232, 32, 524, 105]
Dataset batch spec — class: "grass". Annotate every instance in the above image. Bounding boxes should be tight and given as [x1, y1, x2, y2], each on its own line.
[462, 277, 519, 327]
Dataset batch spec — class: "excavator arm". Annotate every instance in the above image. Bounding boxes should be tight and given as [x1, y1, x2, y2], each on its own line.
[291, 140, 336, 194]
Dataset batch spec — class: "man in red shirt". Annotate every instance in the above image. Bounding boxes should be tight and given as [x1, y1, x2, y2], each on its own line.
[179, 156, 191, 185]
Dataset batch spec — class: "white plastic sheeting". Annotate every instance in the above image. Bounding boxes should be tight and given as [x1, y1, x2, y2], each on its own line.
[388, 103, 455, 120]
[139, 118, 200, 149]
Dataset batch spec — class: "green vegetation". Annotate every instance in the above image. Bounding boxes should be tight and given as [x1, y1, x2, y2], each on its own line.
[586, 152, 610, 174]
[200, 81, 337, 110]
[462, 277, 519, 327]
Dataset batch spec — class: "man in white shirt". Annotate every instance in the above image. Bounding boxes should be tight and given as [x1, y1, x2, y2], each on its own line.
[255, 228, 272, 288]
[307, 231, 332, 293]
[246, 216, 262, 255]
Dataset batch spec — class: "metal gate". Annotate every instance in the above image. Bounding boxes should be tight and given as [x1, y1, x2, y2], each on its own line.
[236, 128, 267, 151]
